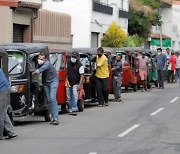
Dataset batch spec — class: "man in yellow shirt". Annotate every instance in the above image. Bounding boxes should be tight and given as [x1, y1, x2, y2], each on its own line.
[95, 47, 109, 106]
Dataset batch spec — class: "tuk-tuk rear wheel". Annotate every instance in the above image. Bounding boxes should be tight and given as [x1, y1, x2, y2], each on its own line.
[133, 84, 137, 92]
[77, 99, 84, 112]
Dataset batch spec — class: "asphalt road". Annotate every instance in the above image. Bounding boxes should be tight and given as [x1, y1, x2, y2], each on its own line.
[1, 83, 180, 154]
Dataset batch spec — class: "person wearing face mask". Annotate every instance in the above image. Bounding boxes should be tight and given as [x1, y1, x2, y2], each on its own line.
[111, 55, 122, 102]
[155, 48, 167, 89]
[66, 52, 84, 115]
[32, 51, 59, 125]
[95, 47, 109, 107]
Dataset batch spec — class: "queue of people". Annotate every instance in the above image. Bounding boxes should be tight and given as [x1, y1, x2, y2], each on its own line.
[1, 46, 180, 141]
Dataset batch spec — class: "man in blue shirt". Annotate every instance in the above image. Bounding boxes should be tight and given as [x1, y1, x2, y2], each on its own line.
[32, 51, 59, 125]
[0, 68, 17, 140]
[155, 48, 167, 89]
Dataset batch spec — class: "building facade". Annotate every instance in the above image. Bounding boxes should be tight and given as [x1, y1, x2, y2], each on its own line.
[43, 0, 129, 48]
[0, 0, 72, 48]
[150, 0, 180, 51]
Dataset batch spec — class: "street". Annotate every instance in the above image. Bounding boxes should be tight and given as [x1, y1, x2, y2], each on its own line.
[1, 83, 180, 154]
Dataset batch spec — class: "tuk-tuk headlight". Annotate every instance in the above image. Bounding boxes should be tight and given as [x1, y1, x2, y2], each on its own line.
[11, 85, 24, 92]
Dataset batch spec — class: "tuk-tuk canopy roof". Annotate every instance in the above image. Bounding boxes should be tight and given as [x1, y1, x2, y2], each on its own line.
[2, 43, 49, 55]
[0, 45, 7, 57]
[49, 48, 67, 54]
[115, 47, 145, 54]
[66, 47, 117, 55]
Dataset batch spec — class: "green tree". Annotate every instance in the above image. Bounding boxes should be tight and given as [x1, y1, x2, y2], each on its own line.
[128, 0, 161, 39]
[101, 22, 126, 48]
[123, 35, 145, 47]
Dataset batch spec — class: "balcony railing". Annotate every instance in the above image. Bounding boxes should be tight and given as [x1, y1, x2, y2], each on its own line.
[119, 10, 129, 19]
[93, 1, 113, 15]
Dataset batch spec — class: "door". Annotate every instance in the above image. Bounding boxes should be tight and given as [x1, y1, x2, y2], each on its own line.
[8, 50, 30, 116]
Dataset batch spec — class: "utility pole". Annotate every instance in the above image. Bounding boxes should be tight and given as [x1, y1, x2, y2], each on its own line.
[160, 22, 163, 48]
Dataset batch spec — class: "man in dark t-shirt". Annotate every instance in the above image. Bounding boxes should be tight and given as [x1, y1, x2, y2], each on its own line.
[66, 52, 84, 115]
[155, 48, 167, 89]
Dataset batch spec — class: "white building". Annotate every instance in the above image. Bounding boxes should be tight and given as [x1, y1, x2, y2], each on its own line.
[150, 0, 180, 51]
[42, 0, 129, 48]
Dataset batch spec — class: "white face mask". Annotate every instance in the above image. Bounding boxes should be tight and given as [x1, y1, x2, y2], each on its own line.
[38, 59, 44, 65]
[157, 52, 161, 55]
[71, 57, 77, 63]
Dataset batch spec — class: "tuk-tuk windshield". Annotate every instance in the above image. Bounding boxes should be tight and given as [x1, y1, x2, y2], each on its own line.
[8, 51, 24, 75]
[0, 57, 2, 69]
[49, 53, 65, 71]
[80, 54, 91, 73]
[80, 54, 90, 66]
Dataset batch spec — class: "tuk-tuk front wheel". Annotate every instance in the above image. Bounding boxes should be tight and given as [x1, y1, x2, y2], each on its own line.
[133, 84, 137, 92]
[77, 99, 84, 112]
[44, 110, 51, 122]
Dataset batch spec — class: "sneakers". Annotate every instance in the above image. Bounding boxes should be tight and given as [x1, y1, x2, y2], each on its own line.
[5, 134, 17, 139]
[50, 118, 59, 125]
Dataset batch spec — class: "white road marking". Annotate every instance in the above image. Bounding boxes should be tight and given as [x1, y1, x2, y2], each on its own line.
[170, 97, 179, 103]
[117, 124, 140, 137]
[150, 108, 164, 116]
[88, 153, 97, 154]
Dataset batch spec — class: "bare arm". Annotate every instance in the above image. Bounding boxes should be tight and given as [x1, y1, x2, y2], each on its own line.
[78, 74, 84, 91]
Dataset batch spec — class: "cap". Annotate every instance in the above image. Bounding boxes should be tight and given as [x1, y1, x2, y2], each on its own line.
[71, 52, 79, 58]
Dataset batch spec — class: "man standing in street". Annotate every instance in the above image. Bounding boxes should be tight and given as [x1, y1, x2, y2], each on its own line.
[111, 55, 122, 102]
[0, 68, 17, 140]
[32, 51, 59, 125]
[155, 48, 167, 89]
[138, 52, 149, 92]
[66, 52, 84, 115]
[175, 52, 180, 83]
[95, 47, 109, 107]
[168, 52, 176, 83]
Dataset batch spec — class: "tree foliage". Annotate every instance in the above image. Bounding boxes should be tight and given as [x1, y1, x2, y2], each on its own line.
[128, 0, 161, 39]
[101, 22, 126, 48]
[123, 35, 145, 47]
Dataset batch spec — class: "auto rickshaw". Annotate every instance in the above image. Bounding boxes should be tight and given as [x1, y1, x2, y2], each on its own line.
[115, 49, 137, 91]
[67, 48, 97, 105]
[67, 48, 114, 104]
[0, 46, 13, 121]
[145, 49, 158, 87]
[3, 43, 51, 122]
[49, 49, 85, 112]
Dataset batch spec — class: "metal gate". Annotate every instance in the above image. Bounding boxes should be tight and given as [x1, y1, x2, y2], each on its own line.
[13, 24, 24, 43]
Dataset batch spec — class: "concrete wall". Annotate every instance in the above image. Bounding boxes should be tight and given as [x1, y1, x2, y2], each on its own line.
[0, 6, 12, 43]
[33, 9, 72, 48]
[91, 1, 129, 46]
[43, 0, 129, 48]
[43, 0, 92, 48]
[172, 4, 180, 50]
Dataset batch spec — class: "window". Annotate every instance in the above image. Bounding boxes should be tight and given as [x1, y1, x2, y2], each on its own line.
[80, 54, 91, 73]
[49, 53, 65, 71]
[8, 51, 25, 75]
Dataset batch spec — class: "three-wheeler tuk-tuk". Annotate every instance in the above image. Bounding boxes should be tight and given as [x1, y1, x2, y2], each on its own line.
[69, 48, 97, 104]
[145, 49, 158, 87]
[115, 47, 145, 91]
[0, 46, 13, 121]
[49, 49, 85, 112]
[70, 48, 114, 104]
[3, 43, 51, 122]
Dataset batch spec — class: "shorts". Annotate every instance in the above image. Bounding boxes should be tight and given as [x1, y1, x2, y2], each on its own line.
[139, 70, 147, 80]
